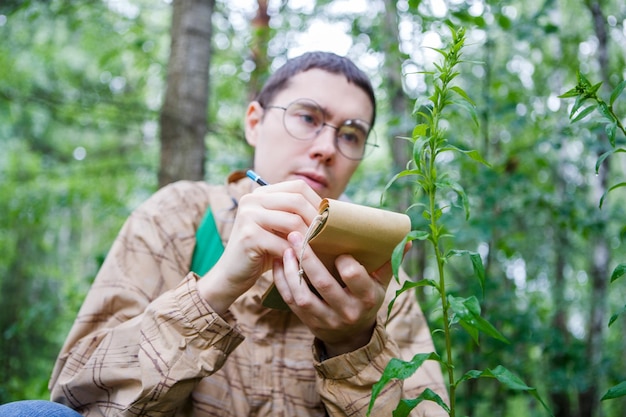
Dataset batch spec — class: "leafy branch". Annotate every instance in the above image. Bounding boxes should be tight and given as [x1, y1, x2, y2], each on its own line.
[368, 24, 552, 417]
[559, 72, 626, 401]
[559, 72, 626, 209]
[559, 72, 626, 146]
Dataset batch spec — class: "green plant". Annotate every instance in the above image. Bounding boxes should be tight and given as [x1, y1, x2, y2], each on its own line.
[368, 24, 552, 417]
[559, 72, 626, 401]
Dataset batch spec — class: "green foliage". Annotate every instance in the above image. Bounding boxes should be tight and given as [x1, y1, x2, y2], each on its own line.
[457, 366, 551, 411]
[0, 1, 163, 402]
[370, 24, 551, 417]
[370, 353, 448, 414]
[560, 71, 626, 403]
[602, 382, 626, 401]
[559, 72, 626, 147]
[559, 72, 626, 208]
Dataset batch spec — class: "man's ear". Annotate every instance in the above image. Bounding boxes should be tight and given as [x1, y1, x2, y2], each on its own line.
[244, 101, 264, 147]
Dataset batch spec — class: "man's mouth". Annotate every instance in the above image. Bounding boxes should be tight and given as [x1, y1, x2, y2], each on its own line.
[295, 172, 328, 190]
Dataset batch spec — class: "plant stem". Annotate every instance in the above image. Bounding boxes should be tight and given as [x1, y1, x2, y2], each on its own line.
[429, 187, 456, 416]
[425, 38, 458, 417]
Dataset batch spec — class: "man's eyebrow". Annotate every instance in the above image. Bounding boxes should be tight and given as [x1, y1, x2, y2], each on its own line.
[321, 106, 334, 119]
[317, 103, 340, 121]
[321, 105, 369, 124]
[313, 100, 368, 123]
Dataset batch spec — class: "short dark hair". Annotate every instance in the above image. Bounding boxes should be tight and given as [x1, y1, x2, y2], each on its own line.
[256, 51, 377, 127]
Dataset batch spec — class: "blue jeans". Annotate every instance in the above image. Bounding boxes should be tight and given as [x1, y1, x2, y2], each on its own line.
[0, 400, 82, 417]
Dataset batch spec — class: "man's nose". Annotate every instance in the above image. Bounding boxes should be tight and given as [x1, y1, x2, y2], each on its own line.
[309, 124, 337, 160]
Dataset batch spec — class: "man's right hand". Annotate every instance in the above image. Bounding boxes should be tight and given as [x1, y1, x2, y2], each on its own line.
[197, 180, 321, 316]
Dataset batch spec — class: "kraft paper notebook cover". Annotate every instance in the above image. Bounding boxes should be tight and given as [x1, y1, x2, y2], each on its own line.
[262, 198, 411, 310]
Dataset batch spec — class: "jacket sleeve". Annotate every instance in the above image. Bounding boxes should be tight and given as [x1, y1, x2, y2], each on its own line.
[314, 273, 449, 417]
[49, 182, 244, 416]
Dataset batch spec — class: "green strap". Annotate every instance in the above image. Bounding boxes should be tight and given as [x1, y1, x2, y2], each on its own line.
[190, 208, 225, 275]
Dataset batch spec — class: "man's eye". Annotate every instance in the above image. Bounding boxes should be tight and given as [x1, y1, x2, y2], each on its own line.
[338, 127, 365, 146]
[299, 113, 317, 125]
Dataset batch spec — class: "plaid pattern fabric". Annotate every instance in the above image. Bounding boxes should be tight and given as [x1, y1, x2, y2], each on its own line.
[49, 173, 448, 416]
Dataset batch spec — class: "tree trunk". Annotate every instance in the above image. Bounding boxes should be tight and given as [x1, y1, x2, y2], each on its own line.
[380, 0, 424, 279]
[579, 1, 611, 416]
[248, 0, 270, 102]
[550, 216, 573, 417]
[381, 0, 411, 187]
[158, 0, 215, 188]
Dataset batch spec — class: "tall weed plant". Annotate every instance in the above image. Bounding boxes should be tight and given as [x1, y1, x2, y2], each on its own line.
[560, 72, 626, 401]
[368, 25, 553, 417]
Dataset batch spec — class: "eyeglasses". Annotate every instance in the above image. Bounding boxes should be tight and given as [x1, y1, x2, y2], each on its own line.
[265, 98, 377, 161]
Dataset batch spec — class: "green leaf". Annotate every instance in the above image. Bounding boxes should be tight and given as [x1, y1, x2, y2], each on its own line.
[451, 180, 470, 220]
[558, 86, 579, 99]
[456, 369, 483, 386]
[469, 252, 486, 294]
[608, 305, 626, 327]
[595, 149, 617, 174]
[413, 137, 430, 169]
[382, 169, 421, 203]
[602, 381, 626, 400]
[408, 0, 422, 10]
[392, 389, 450, 417]
[458, 366, 530, 391]
[391, 230, 430, 279]
[597, 101, 615, 123]
[578, 71, 591, 87]
[450, 85, 476, 106]
[570, 95, 588, 117]
[448, 295, 509, 344]
[386, 278, 439, 323]
[606, 122, 617, 147]
[599, 182, 626, 208]
[424, 46, 448, 57]
[452, 97, 480, 128]
[459, 318, 480, 344]
[434, 178, 470, 220]
[486, 365, 534, 390]
[368, 353, 441, 416]
[609, 80, 626, 106]
[571, 104, 597, 123]
[413, 101, 434, 121]
[458, 366, 554, 415]
[589, 81, 602, 95]
[441, 144, 491, 167]
[445, 250, 486, 293]
[611, 263, 626, 283]
[412, 123, 428, 138]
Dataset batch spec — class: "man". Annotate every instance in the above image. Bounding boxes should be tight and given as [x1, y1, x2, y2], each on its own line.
[15, 51, 447, 416]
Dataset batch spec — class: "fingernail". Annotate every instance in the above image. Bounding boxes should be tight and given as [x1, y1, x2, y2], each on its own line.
[288, 231, 303, 247]
[283, 247, 295, 262]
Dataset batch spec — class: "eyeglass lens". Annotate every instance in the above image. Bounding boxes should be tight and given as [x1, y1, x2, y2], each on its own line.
[282, 99, 371, 160]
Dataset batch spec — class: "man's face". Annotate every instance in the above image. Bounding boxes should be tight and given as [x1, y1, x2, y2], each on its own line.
[245, 69, 374, 200]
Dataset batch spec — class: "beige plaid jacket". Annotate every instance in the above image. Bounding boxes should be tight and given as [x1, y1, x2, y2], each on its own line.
[49, 173, 448, 416]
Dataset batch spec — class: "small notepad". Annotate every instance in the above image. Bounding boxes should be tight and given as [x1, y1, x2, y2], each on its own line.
[262, 198, 411, 310]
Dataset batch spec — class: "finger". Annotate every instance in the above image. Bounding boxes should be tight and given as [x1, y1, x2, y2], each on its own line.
[254, 207, 313, 238]
[288, 231, 345, 307]
[278, 243, 327, 311]
[370, 259, 393, 287]
[251, 183, 321, 222]
[253, 179, 322, 207]
[272, 256, 294, 305]
[241, 194, 320, 237]
[334, 255, 376, 300]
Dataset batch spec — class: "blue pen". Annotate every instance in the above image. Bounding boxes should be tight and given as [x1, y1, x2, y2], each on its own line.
[246, 169, 269, 186]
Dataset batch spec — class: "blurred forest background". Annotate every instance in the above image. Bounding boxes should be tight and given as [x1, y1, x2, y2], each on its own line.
[1, 0, 625, 416]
